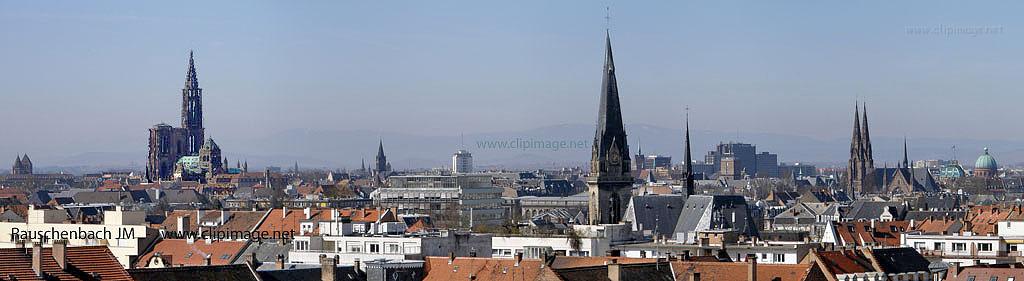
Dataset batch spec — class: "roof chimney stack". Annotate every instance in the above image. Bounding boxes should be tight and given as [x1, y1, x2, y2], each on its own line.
[53, 240, 68, 270]
[31, 243, 43, 277]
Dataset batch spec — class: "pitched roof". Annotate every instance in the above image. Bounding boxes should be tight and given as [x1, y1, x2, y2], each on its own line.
[553, 261, 674, 281]
[831, 221, 909, 247]
[0, 245, 133, 281]
[422, 256, 559, 281]
[136, 239, 250, 268]
[812, 250, 875, 275]
[128, 264, 259, 281]
[669, 261, 814, 281]
[160, 210, 267, 233]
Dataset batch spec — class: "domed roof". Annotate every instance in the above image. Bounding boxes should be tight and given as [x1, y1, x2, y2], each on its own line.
[975, 147, 998, 170]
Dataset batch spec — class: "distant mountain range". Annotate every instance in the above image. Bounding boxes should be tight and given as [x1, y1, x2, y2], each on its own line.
[14, 123, 1024, 174]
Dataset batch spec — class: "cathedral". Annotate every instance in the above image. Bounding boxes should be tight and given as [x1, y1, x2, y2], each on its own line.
[11, 154, 32, 175]
[146, 51, 223, 182]
[587, 31, 635, 225]
[846, 104, 939, 196]
[846, 103, 875, 197]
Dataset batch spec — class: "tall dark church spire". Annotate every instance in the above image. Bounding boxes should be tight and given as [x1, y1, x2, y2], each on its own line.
[847, 102, 875, 197]
[587, 31, 633, 225]
[683, 110, 695, 196]
[181, 50, 205, 155]
[902, 137, 910, 168]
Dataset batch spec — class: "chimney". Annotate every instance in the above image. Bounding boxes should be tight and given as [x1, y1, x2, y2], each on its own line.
[177, 215, 190, 234]
[450, 251, 458, 265]
[282, 207, 288, 219]
[948, 262, 961, 279]
[606, 249, 621, 257]
[196, 209, 205, 225]
[220, 211, 229, 225]
[204, 254, 212, 266]
[32, 243, 43, 277]
[304, 207, 311, 220]
[353, 258, 362, 276]
[607, 259, 622, 281]
[245, 253, 261, 268]
[53, 240, 68, 270]
[683, 250, 691, 261]
[747, 254, 758, 281]
[513, 252, 522, 267]
[320, 255, 337, 281]
[276, 254, 286, 270]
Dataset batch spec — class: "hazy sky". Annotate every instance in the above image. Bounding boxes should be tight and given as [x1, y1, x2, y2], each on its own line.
[1, 1, 1022, 157]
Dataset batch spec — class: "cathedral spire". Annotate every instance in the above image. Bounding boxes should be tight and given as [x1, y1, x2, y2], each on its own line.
[587, 30, 633, 225]
[861, 103, 873, 163]
[185, 50, 199, 90]
[683, 110, 694, 196]
[902, 137, 910, 169]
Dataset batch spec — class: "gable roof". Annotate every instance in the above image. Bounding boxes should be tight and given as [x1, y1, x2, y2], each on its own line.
[136, 239, 250, 268]
[422, 256, 558, 281]
[128, 264, 259, 281]
[0, 245, 133, 281]
[669, 261, 815, 281]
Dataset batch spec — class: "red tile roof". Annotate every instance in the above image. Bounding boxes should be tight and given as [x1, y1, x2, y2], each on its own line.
[832, 221, 908, 247]
[670, 261, 814, 281]
[0, 245, 133, 281]
[811, 250, 875, 276]
[136, 239, 249, 268]
[423, 256, 560, 281]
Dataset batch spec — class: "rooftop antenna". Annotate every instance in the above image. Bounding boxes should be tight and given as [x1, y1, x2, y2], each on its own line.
[461, 133, 466, 150]
[952, 145, 958, 163]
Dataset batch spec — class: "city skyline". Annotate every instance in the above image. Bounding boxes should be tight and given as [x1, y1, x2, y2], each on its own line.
[1, 1, 1022, 169]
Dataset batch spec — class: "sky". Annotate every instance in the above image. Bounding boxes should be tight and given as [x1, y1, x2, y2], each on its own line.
[1, 1, 1022, 165]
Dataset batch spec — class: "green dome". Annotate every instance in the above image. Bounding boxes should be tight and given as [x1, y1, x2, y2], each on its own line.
[975, 148, 998, 170]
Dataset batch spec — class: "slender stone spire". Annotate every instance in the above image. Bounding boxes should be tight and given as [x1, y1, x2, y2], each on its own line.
[683, 110, 695, 196]
[902, 137, 910, 169]
[181, 50, 205, 155]
[185, 50, 199, 90]
[594, 31, 626, 144]
[861, 104, 873, 165]
[587, 30, 633, 225]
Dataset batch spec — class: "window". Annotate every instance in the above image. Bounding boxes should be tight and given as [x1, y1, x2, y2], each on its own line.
[967, 276, 975, 281]
[369, 243, 381, 253]
[990, 277, 998, 281]
[935, 242, 945, 251]
[347, 242, 362, 253]
[953, 243, 967, 252]
[774, 254, 785, 263]
[914, 242, 925, 250]
[385, 243, 400, 254]
[979, 243, 993, 252]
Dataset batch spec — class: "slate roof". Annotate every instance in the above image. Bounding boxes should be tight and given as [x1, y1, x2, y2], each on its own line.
[258, 267, 363, 281]
[623, 194, 685, 236]
[868, 247, 930, 274]
[845, 201, 906, 221]
[672, 195, 758, 242]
